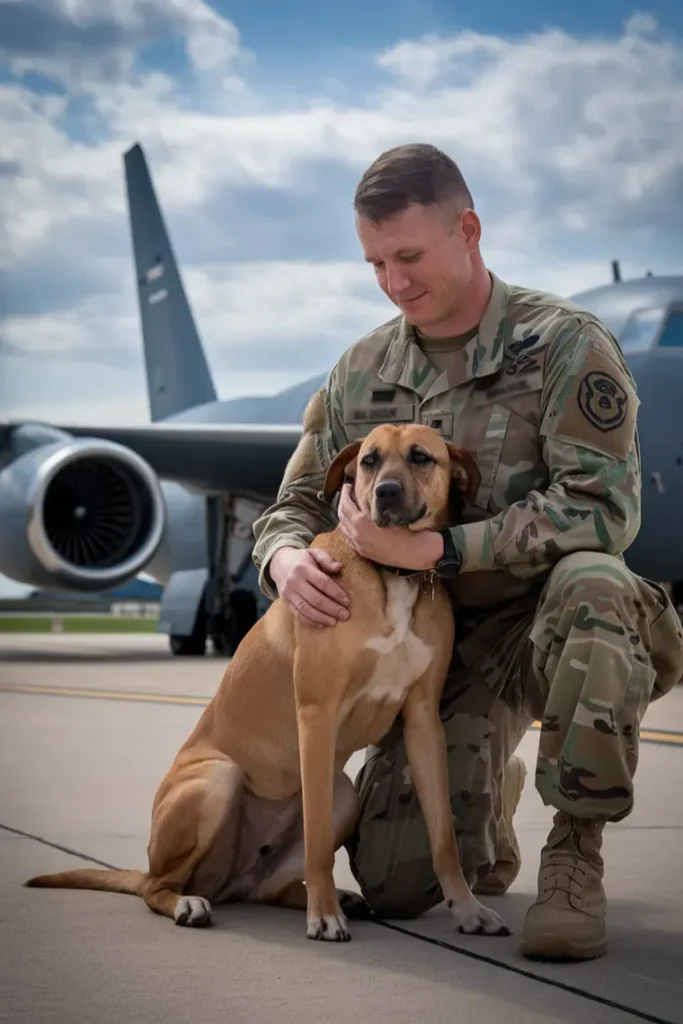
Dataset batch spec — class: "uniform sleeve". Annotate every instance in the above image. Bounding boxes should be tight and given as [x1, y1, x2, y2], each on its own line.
[251, 367, 348, 599]
[448, 321, 642, 579]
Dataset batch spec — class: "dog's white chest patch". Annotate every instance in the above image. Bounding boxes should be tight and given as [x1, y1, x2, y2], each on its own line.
[362, 575, 433, 704]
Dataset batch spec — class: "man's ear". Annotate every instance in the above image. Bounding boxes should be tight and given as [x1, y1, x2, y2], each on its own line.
[322, 440, 362, 502]
[445, 443, 481, 507]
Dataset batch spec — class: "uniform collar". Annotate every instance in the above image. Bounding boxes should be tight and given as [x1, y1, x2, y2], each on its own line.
[378, 270, 509, 398]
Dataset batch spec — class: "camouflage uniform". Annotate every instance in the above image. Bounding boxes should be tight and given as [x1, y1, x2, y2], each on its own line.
[252, 271, 683, 957]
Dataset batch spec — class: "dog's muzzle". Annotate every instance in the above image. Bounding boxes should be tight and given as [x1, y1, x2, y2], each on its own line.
[373, 479, 426, 528]
[375, 479, 403, 512]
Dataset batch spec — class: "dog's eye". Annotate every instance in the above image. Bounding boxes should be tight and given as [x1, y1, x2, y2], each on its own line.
[409, 449, 433, 465]
[361, 451, 378, 467]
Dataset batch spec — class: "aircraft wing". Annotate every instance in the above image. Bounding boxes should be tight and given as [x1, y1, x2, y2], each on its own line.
[3, 421, 303, 498]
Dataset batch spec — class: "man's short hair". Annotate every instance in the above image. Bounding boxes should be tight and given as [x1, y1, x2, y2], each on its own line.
[353, 143, 474, 222]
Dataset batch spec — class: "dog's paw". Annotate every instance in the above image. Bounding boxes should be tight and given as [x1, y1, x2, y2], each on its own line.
[448, 898, 510, 937]
[306, 912, 351, 942]
[174, 895, 213, 927]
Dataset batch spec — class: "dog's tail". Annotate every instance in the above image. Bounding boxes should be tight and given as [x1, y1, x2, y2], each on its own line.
[24, 868, 146, 896]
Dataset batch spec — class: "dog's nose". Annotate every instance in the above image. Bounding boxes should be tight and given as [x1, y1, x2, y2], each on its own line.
[375, 479, 402, 505]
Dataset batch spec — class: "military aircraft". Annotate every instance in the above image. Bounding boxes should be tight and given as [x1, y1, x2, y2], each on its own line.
[1, 144, 681, 656]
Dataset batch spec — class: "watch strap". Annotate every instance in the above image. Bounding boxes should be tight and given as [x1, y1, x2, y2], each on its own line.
[435, 529, 462, 577]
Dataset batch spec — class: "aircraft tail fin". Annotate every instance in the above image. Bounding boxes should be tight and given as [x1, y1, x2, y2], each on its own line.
[124, 143, 218, 422]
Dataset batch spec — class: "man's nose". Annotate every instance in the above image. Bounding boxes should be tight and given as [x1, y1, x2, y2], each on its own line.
[386, 266, 412, 296]
[375, 479, 403, 508]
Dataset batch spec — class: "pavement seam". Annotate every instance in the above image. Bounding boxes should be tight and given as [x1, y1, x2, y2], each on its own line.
[0, 822, 118, 870]
[2, 820, 676, 1024]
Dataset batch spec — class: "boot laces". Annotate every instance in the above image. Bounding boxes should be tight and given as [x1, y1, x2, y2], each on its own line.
[539, 817, 599, 896]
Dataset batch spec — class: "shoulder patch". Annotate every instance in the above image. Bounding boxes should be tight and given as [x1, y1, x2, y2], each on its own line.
[577, 370, 628, 432]
[547, 345, 638, 461]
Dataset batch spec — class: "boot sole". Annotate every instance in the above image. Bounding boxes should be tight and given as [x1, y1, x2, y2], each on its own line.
[521, 934, 607, 961]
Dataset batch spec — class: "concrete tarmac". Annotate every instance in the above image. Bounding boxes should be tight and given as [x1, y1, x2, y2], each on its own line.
[1, 633, 682, 1024]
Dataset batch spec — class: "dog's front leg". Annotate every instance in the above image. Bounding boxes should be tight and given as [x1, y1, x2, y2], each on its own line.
[401, 689, 510, 937]
[296, 702, 350, 942]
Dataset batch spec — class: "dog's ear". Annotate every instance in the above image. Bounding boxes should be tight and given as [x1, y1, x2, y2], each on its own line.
[322, 440, 362, 502]
[445, 443, 481, 507]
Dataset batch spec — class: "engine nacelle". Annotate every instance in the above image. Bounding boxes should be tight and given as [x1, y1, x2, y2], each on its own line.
[0, 437, 166, 592]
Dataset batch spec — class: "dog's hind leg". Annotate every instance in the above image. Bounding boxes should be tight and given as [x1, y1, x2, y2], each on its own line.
[142, 757, 244, 927]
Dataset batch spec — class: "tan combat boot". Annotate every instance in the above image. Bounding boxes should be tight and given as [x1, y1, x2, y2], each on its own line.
[474, 753, 527, 896]
[521, 810, 607, 961]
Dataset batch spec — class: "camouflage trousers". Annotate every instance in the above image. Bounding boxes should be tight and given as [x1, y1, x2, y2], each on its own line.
[344, 551, 683, 919]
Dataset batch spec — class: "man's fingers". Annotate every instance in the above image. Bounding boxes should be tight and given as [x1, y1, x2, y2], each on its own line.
[309, 568, 349, 607]
[306, 552, 349, 606]
[309, 549, 342, 573]
[291, 596, 337, 628]
[299, 580, 349, 621]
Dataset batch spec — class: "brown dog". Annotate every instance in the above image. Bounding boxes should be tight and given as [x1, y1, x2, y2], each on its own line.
[25, 424, 509, 942]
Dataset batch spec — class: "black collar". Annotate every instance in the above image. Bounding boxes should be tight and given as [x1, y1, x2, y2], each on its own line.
[370, 563, 440, 599]
[372, 563, 424, 578]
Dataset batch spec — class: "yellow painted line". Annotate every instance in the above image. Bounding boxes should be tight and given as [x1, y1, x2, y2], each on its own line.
[0, 683, 210, 706]
[2, 683, 683, 748]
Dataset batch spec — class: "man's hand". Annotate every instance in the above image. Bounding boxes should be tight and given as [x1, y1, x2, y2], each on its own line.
[269, 546, 350, 628]
[337, 484, 444, 570]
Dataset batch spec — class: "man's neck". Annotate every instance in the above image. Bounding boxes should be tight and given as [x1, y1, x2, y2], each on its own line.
[417, 264, 492, 340]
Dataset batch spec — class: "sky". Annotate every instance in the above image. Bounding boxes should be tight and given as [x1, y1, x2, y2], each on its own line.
[0, 0, 682, 596]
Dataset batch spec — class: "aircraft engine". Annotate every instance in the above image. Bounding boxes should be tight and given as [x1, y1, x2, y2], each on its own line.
[0, 437, 166, 592]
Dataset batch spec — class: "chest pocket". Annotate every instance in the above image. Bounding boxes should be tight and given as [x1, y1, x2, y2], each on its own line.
[473, 403, 547, 513]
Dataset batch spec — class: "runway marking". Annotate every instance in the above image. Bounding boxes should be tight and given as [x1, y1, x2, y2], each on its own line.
[2, 682, 683, 747]
[0, 683, 210, 706]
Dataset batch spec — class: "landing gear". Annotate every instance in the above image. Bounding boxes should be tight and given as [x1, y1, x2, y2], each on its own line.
[210, 589, 258, 657]
[169, 604, 207, 656]
[170, 632, 206, 656]
[167, 589, 258, 658]
[162, 494, 267, 659]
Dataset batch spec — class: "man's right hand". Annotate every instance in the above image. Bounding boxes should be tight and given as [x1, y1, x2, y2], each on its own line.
[269, 547, 350, 628]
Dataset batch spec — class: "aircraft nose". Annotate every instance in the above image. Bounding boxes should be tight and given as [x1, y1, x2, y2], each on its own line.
[375, 479, 403, 507]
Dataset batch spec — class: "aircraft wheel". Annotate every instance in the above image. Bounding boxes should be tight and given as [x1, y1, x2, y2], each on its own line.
[169, 633, 206, 656]
[169, 605, 207, 656]
[211, 590, 258, 657]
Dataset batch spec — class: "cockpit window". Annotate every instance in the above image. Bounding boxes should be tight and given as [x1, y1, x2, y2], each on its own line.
[616, 307, 664, 353]
[657, 309, 683, 348]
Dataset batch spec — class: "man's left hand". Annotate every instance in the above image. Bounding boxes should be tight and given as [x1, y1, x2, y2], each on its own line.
[337, 484, 443, 570]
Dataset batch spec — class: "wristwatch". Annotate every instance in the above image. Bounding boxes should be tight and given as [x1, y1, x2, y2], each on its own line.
[435, 529, 463, 578]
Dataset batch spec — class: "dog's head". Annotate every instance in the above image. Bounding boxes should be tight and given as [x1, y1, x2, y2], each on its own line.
[322, 424, 481, 530]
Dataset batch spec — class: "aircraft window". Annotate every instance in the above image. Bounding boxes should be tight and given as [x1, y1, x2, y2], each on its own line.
[657, 310, 683, 348]
[617, 307, 664, 353]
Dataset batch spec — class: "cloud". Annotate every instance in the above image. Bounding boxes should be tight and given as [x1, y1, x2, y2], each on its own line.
[1, 8, 682, 424]
[0, 0, 247, 91]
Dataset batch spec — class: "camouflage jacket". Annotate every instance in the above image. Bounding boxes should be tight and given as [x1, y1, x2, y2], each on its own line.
[252, 271, 641, 607]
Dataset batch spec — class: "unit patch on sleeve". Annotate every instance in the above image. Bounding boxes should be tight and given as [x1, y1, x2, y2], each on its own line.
[577, 371, 628, 432]
[547, 345, 638, 461]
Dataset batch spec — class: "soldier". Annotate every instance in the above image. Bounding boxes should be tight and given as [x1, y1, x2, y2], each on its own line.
[251, 143, 683, 961]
